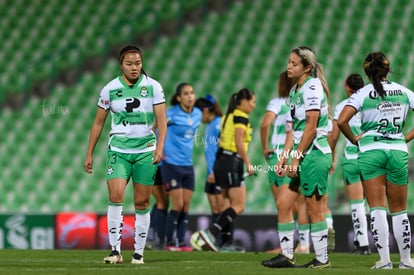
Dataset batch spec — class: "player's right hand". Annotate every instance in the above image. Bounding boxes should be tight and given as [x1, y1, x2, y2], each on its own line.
[83, 156, 93, 174]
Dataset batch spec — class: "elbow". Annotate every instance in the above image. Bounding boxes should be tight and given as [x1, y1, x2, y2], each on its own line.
[336, 119, 345, 130]
[337, 114, 349, 130]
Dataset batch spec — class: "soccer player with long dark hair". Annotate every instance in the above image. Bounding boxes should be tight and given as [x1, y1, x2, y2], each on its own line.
[338, 52, 414, 269]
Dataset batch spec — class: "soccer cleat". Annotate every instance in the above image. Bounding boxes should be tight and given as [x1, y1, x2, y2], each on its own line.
[261, 254, 296, 268]
[199, 229, 219, 252]
[371, 260, 393, 269]
[294, 242, 310, 254]
[352, 245, 370, 255]
[219, 244, 246, 253]
[164, 243, 182, 252]
[301, 258, 331, 269]
[327, 228, 335, 252]
[103, 250, 123, 264]
[145, 239, 154, 250]
[179, 245, 193, 252]
[131, 253, 144, 264]
[399, 259, 414, 269]
[154, 241, 166, 251]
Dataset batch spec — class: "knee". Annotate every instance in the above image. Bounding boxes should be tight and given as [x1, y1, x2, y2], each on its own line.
[134, 198, 150, 210]
[211, 204, 221, 214]
[182, 202, 191, 212]
[232, 205, 245, 215]
[156, 198, 169, 210]
[276, 199, 292, 214]
[108, 194, 123, 204]
[307, 208, 325, 223]
[171, 200, 184, 212]
[237, 207, 245, 215]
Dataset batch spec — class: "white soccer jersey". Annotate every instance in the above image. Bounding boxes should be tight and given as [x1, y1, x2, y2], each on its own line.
[97, 75, 165, 154]
[346, 81, 414, 153]
[288, 77, 331, 154]
[334, 99, 361, 159]
[266, 97, 291, 152]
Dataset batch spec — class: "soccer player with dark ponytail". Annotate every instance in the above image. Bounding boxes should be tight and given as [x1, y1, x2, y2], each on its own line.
[338, 52, 414, 269]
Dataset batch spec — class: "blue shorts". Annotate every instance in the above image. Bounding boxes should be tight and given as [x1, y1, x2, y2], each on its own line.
[160, 162, 195, 191]
[154, 166, 163, 186]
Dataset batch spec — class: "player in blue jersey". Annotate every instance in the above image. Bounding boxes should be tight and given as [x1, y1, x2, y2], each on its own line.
[338, 52, 414, 269]
[146, 165, 168, 250]
[146, 122, 169, 250]
[194, 95, 224, 240]
[161, 83, 202, 251]
[83, 45, 166, 264]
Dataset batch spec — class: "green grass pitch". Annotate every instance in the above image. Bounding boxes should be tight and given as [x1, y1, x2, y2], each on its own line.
[0, 250, 411, 275]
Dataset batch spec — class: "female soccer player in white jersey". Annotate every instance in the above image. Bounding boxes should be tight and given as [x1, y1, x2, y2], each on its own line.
[260, 71, 311, 255]
[83, 45, 166, 264]
[338, 52, 414, 269]
[330, 73, 370, 255]
[262, 46, 332, 269]
[260, 71, 293, 207]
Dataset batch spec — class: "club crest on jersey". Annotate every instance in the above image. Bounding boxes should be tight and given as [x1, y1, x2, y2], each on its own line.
[107, 166, 114, 175]
[171, 179, 177, 187]
[140, 87, 148, 97]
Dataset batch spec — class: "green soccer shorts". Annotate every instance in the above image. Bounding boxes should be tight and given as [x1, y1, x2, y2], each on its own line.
[106, 150, 157, 185]
[267, 153, 291, 187]
[358, 149, 408, 184]
[341, 157, 362, 185]
[299, 149, 331, 197]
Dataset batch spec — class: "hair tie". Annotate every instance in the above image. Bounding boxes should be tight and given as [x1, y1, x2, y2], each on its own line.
[205, 94, 216, 105]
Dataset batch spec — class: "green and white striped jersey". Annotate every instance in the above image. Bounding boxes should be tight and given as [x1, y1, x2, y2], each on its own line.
[346, 81, 414, 153]
[265, 97, 291, 153]
[97, 75, 165, 154]
[334, 98, 361, 159]
[288, 77, 331, 154]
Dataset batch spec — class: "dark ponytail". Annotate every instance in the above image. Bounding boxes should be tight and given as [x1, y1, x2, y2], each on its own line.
[194, 95, 223, 117]
[363, 52, 390, 99]
[222, 88, 254, 129]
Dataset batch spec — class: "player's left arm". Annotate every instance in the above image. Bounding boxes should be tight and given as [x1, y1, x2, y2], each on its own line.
[153, 103, 166, 163]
